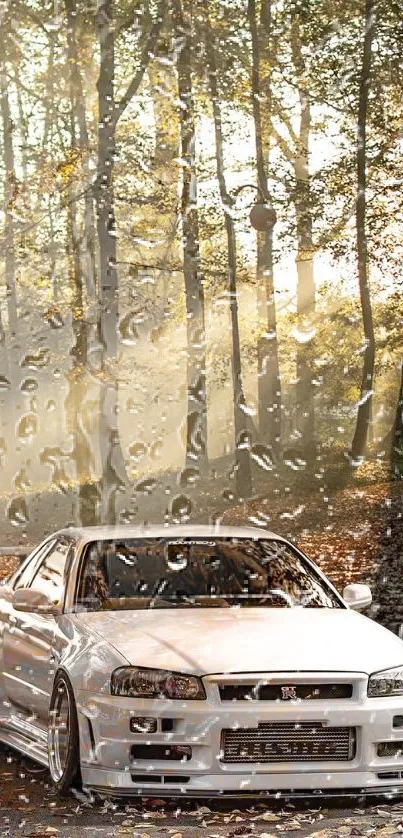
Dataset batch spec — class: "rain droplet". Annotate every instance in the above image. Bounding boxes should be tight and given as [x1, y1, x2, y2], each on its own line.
[250, 444, 274, 471]
[171, 494, 192, 523]
[7, 497, 29, 527]
[239, 401, 257, 417]
[20, 348, 50, 369]
[179, 466, 200, 489]
[128, 442, 147, 462]
[135, 478, 157, 495]
[167, 547, 188, 571]
[20, 378, 38, 393]
[0, 375, 11, 391]
[44, 307, 64, 329]
[14, 467, 31, 492]
[236, 431, 251, 451]
[17, 414, 38, 442]
[46, 399, 57, 412]
[283, 449, 307, 471]
[222, 488, 235, 501]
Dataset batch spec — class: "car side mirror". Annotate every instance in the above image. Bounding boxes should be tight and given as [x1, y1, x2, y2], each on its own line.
[343, 583, 372, 612]
[12, 588, 60, 615]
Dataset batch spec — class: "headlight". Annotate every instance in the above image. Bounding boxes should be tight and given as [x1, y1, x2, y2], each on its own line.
[111, 667, 206, 699]
[368, 666, 403, 697]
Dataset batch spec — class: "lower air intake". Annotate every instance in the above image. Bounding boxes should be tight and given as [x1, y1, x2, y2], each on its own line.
[221, 722, 356, 763]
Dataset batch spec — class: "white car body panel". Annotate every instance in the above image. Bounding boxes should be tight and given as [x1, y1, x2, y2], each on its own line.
[0, 524, 403, 799]
[73, 607, 403, 677]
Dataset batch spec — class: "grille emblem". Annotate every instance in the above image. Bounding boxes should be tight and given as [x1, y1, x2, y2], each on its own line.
[281, 685, 297, 700]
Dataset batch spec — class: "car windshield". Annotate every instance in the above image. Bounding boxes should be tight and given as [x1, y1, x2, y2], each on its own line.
[74, 538, 341, 612]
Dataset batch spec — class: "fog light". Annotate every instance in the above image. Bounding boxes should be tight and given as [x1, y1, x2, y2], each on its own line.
[378, 741, 403, 757]
[130, 717, 157, 733]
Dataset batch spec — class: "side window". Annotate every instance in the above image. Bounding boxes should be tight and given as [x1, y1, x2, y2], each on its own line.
[29, 540, 72, 605]
[13, 540, 56, 591]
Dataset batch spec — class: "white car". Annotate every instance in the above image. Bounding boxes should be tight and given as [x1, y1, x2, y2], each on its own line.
[0, 524, 402, 800]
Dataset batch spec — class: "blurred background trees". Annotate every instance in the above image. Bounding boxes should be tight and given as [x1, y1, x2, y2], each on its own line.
[0, 0, 402, 539]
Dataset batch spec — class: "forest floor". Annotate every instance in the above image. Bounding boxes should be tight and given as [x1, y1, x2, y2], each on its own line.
[2, 749, 403, 838]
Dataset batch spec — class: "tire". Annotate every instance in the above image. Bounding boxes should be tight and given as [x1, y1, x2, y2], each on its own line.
[48, 672, 81, 794]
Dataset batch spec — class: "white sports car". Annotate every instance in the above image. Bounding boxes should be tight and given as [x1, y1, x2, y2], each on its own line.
[0, 524, 402, 800]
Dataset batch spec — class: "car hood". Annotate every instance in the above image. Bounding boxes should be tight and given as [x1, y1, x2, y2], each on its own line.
[74, 607, 403, 676]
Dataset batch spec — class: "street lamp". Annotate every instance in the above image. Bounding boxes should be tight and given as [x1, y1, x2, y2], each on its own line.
[231, 183, 277, 232]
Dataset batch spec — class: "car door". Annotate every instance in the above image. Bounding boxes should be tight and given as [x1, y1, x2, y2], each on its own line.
[2, 537, 74, 720]
[0, 540, 56, 711]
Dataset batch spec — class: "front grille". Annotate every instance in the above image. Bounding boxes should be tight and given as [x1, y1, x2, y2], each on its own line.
[219, 683, 353, 701]
[221, 722, 356, 763]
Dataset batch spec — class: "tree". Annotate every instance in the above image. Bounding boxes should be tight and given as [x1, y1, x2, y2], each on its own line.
[205, 15, 252, 498]
[0, 33, 19, 342]
[247, 0, 282, 454]
[349, 0, 377, 463]
[173, 0, 208, 472]
[95, 0, 165, 521]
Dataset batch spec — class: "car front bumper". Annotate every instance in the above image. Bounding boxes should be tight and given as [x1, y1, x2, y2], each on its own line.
[75, 672, 403, 797]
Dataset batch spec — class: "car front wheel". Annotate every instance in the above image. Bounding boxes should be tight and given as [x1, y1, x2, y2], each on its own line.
[48, 672, 80, 794]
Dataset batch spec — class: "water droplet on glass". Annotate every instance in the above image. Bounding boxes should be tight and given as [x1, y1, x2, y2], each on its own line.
[283, 449, 307, 471]
[236, 431, 251, 451]
[171, 494, 192, 522]
[239, 401, 257, 417]
[46, 400, 57, 412]
[179, 467, 200, 489]
[129, 442, 147, 463]
[222, 488, 235, 501]
[135, 478, 157, 495]
[7, 497, 29, 527]
[44, 307, 64, 329]
[14, 467, 31, 492]
[167, 547, 188, 571]
[20, 378, 38, 393]
[250, 444, 274, 471]
[20, 348, 50, 369]
[0, 375, 11, 391]
[17, 414, 38, 443]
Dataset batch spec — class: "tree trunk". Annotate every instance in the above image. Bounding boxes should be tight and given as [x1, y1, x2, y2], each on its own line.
[96, 0, 128, 524]
[248, 0, 281, 453]
[290, 11, 316, 464]
[350, 0, 377, 463]
[0, 53, 18, 340]
[65, 0, 97, 303]
[390, 362, 403, 478]
[205, 22, 252, 499]
[65, 0, 99, 526]
[173, 0, 208, 472]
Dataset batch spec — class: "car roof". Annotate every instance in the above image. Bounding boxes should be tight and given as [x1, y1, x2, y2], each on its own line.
[54, 523, 282, 546]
